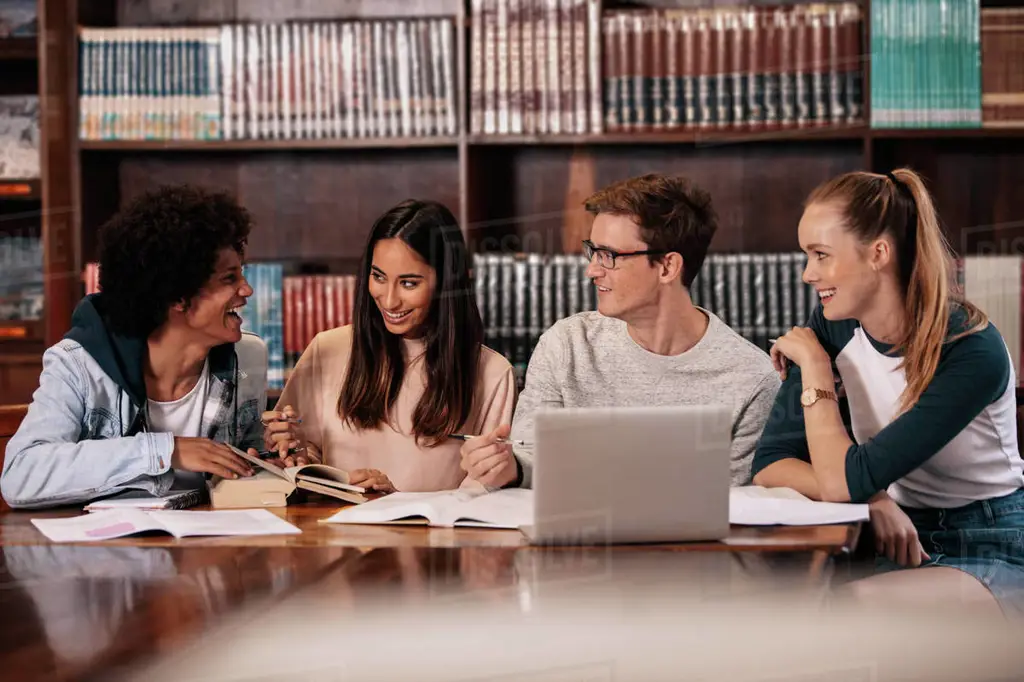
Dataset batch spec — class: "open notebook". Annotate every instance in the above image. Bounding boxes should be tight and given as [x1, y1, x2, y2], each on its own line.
[209, 445, 370, 508]
[323, 489, 534, 529]
[31, 509, 302, 542]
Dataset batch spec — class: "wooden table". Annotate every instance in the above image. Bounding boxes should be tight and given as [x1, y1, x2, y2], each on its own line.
[0, 500, 862, 682]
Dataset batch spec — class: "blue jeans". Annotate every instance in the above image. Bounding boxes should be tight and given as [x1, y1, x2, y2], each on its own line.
[875, 488, 1024, 618]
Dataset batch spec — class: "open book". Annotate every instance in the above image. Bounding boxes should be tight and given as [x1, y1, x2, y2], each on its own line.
[31, 508, 302, 542]
[208, 445, 369, 508]
[323, 489, 534, 529]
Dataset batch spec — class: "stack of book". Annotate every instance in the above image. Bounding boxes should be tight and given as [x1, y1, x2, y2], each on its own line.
[77, 18, 458, 141]
[470, 0, 603, 136]
[870, 0, 981, 128]
[602, 3, 864, 132]
[981, 7, 1024, 128]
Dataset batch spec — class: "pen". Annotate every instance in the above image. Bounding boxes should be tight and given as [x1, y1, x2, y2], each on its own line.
[448, 434, 526, 447]
[261, 417, 303, 425]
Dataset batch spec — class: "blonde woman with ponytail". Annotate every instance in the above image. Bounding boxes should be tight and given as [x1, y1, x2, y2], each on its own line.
[752, 168, 1024, 617]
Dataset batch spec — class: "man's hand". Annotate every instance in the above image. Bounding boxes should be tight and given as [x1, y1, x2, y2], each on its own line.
[460, 424, 518, 489]
[171, 437, 253, 479]
[870, 491, 930, 567]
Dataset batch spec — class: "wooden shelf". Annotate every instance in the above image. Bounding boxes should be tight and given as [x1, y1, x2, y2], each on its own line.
[80, 137, 461, 152]
[0, 37, 36, 61]
[468, 126, 869, 146]
[0, 179, 41, 200]
[0, 320, 43, 343]
[869, 127, 1024, 140]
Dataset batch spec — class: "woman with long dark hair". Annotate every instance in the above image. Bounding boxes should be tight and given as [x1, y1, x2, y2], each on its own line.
[264, 200, 516, 492]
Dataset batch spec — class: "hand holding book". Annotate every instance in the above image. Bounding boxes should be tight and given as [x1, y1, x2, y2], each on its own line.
[172, 437, 255, 479]
[347, 468, 396, 493]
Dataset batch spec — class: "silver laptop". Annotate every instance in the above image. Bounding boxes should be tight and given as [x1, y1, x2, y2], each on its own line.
[522, 404, 732, 545]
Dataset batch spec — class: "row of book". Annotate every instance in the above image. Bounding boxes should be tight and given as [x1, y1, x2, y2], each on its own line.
[0, 235, 43, 321]
[0, 96, 39, 179]
[602, 4, 864, 132]
[78, 252, 1024, 391]
[870, 0, 982, 128]
[981, 8, 1024, 128]
[470, 0, 603, 136]
[78, 19, 458, 141]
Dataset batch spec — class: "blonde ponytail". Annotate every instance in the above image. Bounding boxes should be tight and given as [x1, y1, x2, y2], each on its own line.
[806, 168, 988, 413]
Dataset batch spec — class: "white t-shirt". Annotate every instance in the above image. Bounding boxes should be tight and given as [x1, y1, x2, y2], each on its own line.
[147, 360, 211, 438]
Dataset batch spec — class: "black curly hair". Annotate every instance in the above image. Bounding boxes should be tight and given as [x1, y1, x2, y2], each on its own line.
[97, 185, 252, 338]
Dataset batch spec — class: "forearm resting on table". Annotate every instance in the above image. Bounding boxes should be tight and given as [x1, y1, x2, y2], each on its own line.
[752, 459, 822, 500]
[801, 361, 854, 502]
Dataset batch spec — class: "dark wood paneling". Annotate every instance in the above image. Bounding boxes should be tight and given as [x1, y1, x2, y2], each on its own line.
[0, 358, 39, 407]
[872, 138, 1024, 255]
[78, 152, 120, 265]
[106, 150, 460, 263]
[39, 0, 80, 345]
[117, 0, 462, 25]
[468, 141, 863, 254]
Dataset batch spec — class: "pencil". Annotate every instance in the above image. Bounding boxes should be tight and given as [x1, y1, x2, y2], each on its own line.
[448, 434, 526, 447]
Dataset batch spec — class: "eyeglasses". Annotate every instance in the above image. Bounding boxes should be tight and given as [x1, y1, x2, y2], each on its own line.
[581, 240, 666, 270]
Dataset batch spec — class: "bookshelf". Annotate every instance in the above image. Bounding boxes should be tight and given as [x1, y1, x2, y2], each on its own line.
[0, 10, 42, 403]
[4, 0, 1023, 404]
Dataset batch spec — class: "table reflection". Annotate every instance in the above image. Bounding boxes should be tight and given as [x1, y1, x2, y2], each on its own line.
[0, 544, 353, 682]
[117, 547, 1024, 682]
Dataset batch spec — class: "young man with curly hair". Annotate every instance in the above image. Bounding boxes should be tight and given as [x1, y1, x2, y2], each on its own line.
[460, 173, 780, 490]
[2, 185, 265, 509]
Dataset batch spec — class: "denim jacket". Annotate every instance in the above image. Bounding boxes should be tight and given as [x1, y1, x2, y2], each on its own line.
[2, 295, 267, 509]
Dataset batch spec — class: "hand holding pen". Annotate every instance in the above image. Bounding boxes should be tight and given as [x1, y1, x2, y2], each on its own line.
[457, 424, 520, 489]
[261, 404, 313, 467]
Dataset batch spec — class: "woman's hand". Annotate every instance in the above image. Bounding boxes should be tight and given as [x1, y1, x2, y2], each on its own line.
[349, 468, 396, 494]
[770, 327, 830, 380]
[261, 404, 313, 467]
[869, 491, 931, 568]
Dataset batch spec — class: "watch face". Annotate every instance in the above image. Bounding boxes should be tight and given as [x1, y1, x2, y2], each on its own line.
[800, 388, 815, 407]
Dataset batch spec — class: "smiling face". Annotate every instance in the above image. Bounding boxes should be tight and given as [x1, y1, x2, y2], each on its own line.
[585, 213, 665, 321]
[799, 201, 890, 321]
[368, 237, 437, 337]
[179, 248, 252, 345]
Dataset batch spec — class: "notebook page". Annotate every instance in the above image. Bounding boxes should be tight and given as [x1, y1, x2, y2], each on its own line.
[729, 486, 869, 526]
[451, 489, 534, 528]
[32, 509, 166, 542]
[322, 491, 454, 525]
[146, 509, 302, 537]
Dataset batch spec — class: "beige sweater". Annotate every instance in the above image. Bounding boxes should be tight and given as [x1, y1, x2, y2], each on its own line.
[278, 326, 517, 492]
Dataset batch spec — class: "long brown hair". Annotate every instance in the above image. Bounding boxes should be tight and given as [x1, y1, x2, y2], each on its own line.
[337, 200, 483, 445]
[806, 168, 988, 412]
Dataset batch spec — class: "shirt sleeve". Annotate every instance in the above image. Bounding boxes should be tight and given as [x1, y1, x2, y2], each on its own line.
[1, 345, 174, 509]
[751, 304, 850, 480]
[730, 370, 781, 485]
[843, 328, 1011, 502]
[509, 325, 567, 489]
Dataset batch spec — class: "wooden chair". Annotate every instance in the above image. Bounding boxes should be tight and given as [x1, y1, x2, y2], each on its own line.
[0, 404, 28, 512]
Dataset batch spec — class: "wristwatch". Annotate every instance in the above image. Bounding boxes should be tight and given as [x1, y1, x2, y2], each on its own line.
[800, 387, 837, 408]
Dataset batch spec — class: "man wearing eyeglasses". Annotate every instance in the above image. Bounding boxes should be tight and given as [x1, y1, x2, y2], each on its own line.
[460, 173, 780, 490]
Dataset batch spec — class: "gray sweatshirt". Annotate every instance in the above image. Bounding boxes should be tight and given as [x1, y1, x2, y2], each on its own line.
[510, 310, 781, 488]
